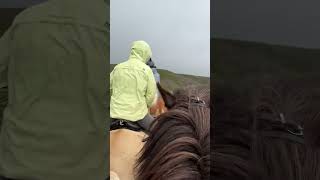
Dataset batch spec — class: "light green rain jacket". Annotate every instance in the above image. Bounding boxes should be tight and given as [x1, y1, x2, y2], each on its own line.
[110, 41, 157, 121]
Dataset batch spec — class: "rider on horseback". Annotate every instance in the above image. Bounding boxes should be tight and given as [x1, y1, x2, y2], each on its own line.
[146, 58, 160, 83]
[110, 41, 157, 131]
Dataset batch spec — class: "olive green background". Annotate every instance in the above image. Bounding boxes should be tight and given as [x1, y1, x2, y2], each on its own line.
[0, 0, 110, 179]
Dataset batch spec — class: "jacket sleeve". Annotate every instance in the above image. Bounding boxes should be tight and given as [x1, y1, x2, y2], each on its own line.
[0, 29, 10, 89]
[145, 67, 157, 108]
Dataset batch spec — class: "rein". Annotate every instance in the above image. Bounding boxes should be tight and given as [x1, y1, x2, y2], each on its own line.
[255, 113, 304, 144]
[189, 96, 208, 108]
[259, 131, 304, 144]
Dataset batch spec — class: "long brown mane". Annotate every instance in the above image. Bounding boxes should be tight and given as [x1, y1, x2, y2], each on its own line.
[212, 79, 320, 180]
[135, 84, 210, 180]
[212, 87, 253, 180]
[251, 80, 320, 180]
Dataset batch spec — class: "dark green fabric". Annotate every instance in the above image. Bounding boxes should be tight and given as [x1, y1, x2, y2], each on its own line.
[0, 0, 109, 179]
[0, 88, 7, 129]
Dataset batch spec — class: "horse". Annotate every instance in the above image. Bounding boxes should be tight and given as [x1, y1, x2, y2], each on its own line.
[110, 84, 210, 180]
[212, 79, 320, 180]
[110, 84, 168, 180]
[135, 85, 210, 180]
[110, 128, 146, 180]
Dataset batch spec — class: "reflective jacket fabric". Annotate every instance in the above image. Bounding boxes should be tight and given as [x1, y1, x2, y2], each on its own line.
[0, 0, 109, 179]
[110, 41, 157, 121]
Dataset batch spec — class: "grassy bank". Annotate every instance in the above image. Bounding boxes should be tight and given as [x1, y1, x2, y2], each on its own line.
[110, 64, 210, 91]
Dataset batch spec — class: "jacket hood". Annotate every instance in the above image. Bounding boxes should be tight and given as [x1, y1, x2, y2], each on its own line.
[129, 40, 152, 63]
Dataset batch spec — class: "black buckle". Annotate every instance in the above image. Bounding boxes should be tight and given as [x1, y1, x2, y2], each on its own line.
[119, 120, 124, 126]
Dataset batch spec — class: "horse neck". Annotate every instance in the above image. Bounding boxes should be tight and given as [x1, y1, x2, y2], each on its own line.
[137, 103, 210, 180]
[150, 91, 167, 117]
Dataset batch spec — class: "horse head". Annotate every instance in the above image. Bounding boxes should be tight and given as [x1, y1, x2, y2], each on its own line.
[136, 83, 210, 180]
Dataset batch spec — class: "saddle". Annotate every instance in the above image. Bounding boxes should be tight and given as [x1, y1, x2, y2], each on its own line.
[110, 119, 144, 132]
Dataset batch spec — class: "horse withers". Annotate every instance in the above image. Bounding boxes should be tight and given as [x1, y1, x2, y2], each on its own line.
[110, 84, 168, 180]
[135, 84, 210, 180]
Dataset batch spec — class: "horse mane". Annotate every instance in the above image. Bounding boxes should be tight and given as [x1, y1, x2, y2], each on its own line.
[135, 84, 210, 180]
[212, 87, 254, 180]
[250, 79, 320, 180]
[302, 83, 320, 148]
[212, 79, 320, 180]
[304, 111, 320, 147]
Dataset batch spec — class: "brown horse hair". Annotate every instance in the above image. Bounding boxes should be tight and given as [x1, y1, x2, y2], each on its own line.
[212, 87, 253, 180]
[304, 111, 320, 148]
[212, 79, 320, 180]
[135, 84, 210, 180]
[250, 79, 320, 180]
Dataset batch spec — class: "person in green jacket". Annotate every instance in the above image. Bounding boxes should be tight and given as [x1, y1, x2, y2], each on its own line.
[110, 40, 157, 131]
[0, 0, 109, 180]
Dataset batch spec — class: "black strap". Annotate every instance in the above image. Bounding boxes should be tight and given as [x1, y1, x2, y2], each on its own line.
[255, 116, 304, 144]
[110, 119, 144, 132]
[259, 131, 304, 144]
